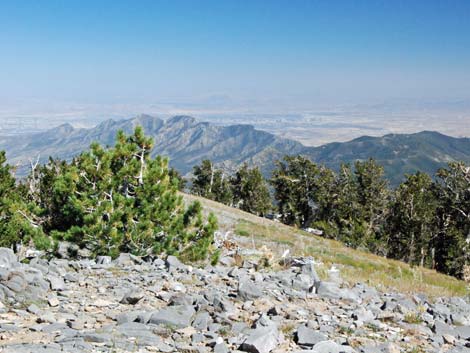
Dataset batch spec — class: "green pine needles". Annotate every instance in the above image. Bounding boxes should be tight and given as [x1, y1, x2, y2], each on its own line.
[3, 127, 218, 261]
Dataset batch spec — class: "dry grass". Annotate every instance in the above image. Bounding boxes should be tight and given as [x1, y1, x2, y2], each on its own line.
[183, 193, 469, 298]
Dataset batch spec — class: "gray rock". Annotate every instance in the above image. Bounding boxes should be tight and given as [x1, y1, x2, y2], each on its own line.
[228, 267, 241, 278]
[214, 342, 229, 353]
[433, 320, 456, 337]
[455, 325, 470, 340]
[113, 253, 134, 266]
[238, 279, 263, 301]
[115, 311, 139, 324]
[192, 311, 212, 331]
[37, 311, 57, 324]
[213, 294, 237, 314]
[153, 258, 165, 267]
[0, 248, 17, 269]
[0, 323, 20, 332]
[64, 272, 79, 282]
[296, 325, 327, 347]
[115, 322, 166, 347]
[352, 308, 375, 323]
[27, 303, 41, 315]
[46, 275, 65, 291]
[315, 281, 358, 302]
[311, 340, 357, 353]
[1, 344, 63, 353]
[292, 273, 314, 292]
[120, 288, 144, 304]
[165, 255, 185, 272]
[149, 304, 195, 328]
[451, 313, 470, 326]
[129, 253, 143, 264]
[4, 271, 27, 292]
[232, 322, 250, 335]
[82, 332, 113, 343]
[301, 262, 321, 284]
[395, 297, 417, 314]
[169, 293, 194, 306]
[240, 325, 280, 353]
[66, 317, 85, 330]
[431, 302, 452, 321]
[47, 296, 60, 307]
[41, 322, 68, 333]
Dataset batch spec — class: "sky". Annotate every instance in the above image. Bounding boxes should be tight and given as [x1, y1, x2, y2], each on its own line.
[1, 0, 470, 112]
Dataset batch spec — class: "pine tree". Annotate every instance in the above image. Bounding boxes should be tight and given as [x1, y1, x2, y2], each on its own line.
[0, 151, 43, 249]
[67, 127, 218, 260]
[271, 156, 324, 227]
[32, 158, 83, 233]
[387, 172, 438, 266]
[433, 162, 470, 277]
[191, 160, 232, 205]
[231, 163, 271, 216]
[18, 128, 218, 261]
[353, 159, 390, 253]
[168, 167, 187, 191]
[313, 163, 359, 243]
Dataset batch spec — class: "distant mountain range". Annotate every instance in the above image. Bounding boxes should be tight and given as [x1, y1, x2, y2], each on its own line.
[1, 114, 470, 186]
[307, 130, 470, 185]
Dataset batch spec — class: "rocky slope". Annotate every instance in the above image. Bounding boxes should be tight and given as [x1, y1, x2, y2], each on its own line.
[0, 234, 469, 353]
[2, 115, 470, 185]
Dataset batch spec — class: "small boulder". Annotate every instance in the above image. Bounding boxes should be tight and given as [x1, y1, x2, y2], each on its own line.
[238, 279, 263, 301]
[0, 248, 17, 269]
[4, 271, 27, 292]
[192, 311, 212, 331]
[46, 275, 66, 291]
[27, 303, 41, 315]
[352, 307, 375, 323]
[214, 342, 229, 353]
[113, 253, 134, 266]
[315, 281, 358, 302]
[149, 305, 195, 328]
[311, 340, 357, 353]
[240, 325, 280, 353]
[301, 262, 321, 283]
[295, 325, 327, 347]
[456, 325, 470, 340]
[165, 255, 185, 272]
[120, 288, 144, 305]
[48, 296, 60, 307]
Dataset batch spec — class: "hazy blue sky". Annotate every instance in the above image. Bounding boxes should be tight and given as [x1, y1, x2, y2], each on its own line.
[1, 0, 469, 109]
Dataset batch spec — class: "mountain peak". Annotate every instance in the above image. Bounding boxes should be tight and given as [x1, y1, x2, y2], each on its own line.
[50, 123, 75, 135]
[132, 114, 163, 125]
[133, 114, 158, 121]
[166, 115, 197, 125]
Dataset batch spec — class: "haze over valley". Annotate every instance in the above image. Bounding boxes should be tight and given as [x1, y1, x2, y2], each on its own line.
[1, 99, 469, 147]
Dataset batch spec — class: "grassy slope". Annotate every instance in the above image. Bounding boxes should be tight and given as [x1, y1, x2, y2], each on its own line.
[183, 193, 468, 298]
